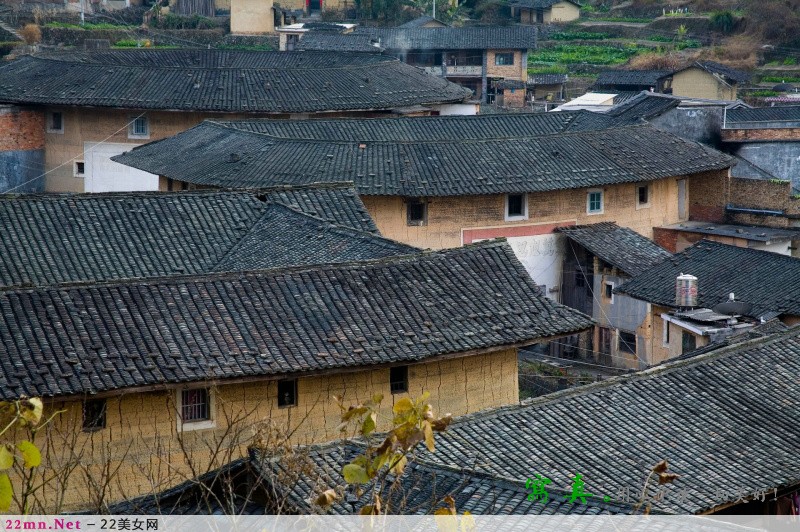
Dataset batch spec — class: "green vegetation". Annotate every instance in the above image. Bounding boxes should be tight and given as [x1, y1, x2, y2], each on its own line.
[112, 39, 176, 49]
[647, 35, 673, 42]
[784, 57, 798, 66]
[750, 90, 780, 97]
[528, 64, 569, 75]
[44, 21, 136, 30]
[150, 13, 215, 29]
[529, 43, 646, 65]
[762, 75, 800, 83]
[709, 10, 737, 34]
[550, 31, 609, 41]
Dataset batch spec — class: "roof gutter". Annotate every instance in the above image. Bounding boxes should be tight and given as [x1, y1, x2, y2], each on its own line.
[726, 204, 784, 217]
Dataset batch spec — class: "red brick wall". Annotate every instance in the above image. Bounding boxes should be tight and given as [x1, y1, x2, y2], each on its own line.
[727, 177, 800, 226]
[652, 227, 678, 253]
[502, 88, 526, 108]
[722, 128, 800, 142]
[0, 106, 45, 152]
[689, 169, 729, 222]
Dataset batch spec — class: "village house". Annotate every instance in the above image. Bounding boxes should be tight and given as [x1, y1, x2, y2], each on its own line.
[670, 61, 750, 101]
[616, 239, 800, 363]
[509, 0, 581, 24]
[555, 222, 671, 369]
[0, 49, 472, 193]
[291, 26, 537, 106]
[0, 240, 592, 511]
[111, 324, 800, 516]
[527, 73, 568, 107]
[111, 113, 734, 302]
[0, 183, 417, 289]
[593, 69, 672, 95]
[653, 220, 800, 256]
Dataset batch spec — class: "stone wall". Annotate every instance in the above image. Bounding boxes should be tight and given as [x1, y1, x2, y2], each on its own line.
[0, 105, 45, 192]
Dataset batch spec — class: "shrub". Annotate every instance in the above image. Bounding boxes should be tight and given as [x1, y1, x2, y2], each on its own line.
[19, 24, 41, 45]
[550, 31, 609, 41]
[151, 13, 215, 30]
[709, 10, 737, 34]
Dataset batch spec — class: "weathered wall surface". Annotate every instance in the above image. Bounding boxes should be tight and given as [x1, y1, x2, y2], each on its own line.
[651, 106, 723, 147]
[732, 142, 800, 188]
[688, 169, 730, 222]
[722, 128, 800, 142]
[486, 50, 526, 81]
[671, 68, 736, 101]
[544, 1, 580, 22]
[23, 348, 518, 512]
[0, 106, 45, 192]
[231, 0, 275, 34]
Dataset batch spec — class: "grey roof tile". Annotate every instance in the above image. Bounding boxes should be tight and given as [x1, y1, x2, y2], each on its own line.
[0, 50, 471, 112]
[556, 222, 671, 276]
[596, 70, 672, 87]
[0, 184, 382, 288]
[616, 240, 800, 317]
[423, 326, 800, 514]
[112, 120, 733, 195]
[726, 106, 800, 124]
[351, 26, 537, 51]
[0, 241, 593, 399]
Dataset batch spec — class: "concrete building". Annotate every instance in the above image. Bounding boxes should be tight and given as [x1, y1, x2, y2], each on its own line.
[0, 49, 472, 193]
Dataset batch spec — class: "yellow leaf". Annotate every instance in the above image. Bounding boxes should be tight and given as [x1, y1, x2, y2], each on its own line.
[0, 446, 12, 470]
[371, 393, 384, 405]
[18, 398, 43, 426]
[359, 504, 376, 515]
[362, 412, 377, 436]
[0, 473, 11, 511]
[434, 507, 454, 515]
[342, 463, 370, 484]
[424, 420, 435, 452]
[16, 441, 41, 468]
[431, 414, 453, 432]
[390, 454, 407, 475]
[392, 397, 414, 415]
[313, 489, 338, 508]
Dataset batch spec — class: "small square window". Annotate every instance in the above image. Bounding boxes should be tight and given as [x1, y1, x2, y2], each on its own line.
[390, 366, 408, 394]
[82, 399, 106, 432]
[47, 112, 63, 133]
[407, 199, 427, 226]
[619, 331, 637, 355]
[637, 185, 650, 208]
[181, 388, 210, 422]
[495, 53, 514, 66]
[505, 193, 527, 220]
[74, 161, 85, 177]
[129, 116, 149, 139]
[278, 379, 297, 407]
[604, 282, 614, 301]
[587, 189, 603, 214]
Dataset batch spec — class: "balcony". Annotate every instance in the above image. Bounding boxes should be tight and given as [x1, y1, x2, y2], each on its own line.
[420, 65, 482, 77]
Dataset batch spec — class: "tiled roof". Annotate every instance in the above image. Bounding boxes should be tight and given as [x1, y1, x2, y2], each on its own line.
[297, 33, 384, 53]
[423, 326, 800, 514]
[726, 106, 800, 124]
[616, 240, 800, 317]
[0, 184, 383, 289]
[606, 91, 681, 122]
[509, 0, 581, 8]
[0, 241, 593, 399]
[211, 203, 416, 272]
[112, 121, 733, 196]
[351, 26, 537, 51]
[556, 222, 671, 276]
[660, 221, 800, 243]
[0, 50, 471, 112]
[214, 111, 617, 140]
[595, 70, 672, 87]
[680, 61, 750, 85]
[254, 442, 634, 515]
[529, 73, 567, 85]
[398, 15, 449, 28]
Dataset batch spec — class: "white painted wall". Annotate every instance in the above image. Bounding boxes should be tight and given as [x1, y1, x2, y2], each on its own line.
[751, 241, 792, 256]
[431, 103, 479, 115]
[84, 142, 159, 193]
[507, 233, 565, 302]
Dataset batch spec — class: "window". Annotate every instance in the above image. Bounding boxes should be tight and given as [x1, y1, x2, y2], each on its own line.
[494, 52, 514, 66]
[74, 161, 85, 177]
[390, 366, 408, 394]
[587, 189, 603, 214]
[406, 198, 427, 226]
[129, 116, 149, 139]
[599, 327, 612, 355]
[618, 331, 637, 355]
[505, 193, 528, 221]
[636, 184, 650, 208]
[681, 331, 696, 354]
[82, 399, 106, 431]
[278, 379, 297, 407]
[47, 111, 63, 133]
[181, 389, 210, 423]
[604, 281, 615, 302]
[663, 319, 671, 346]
